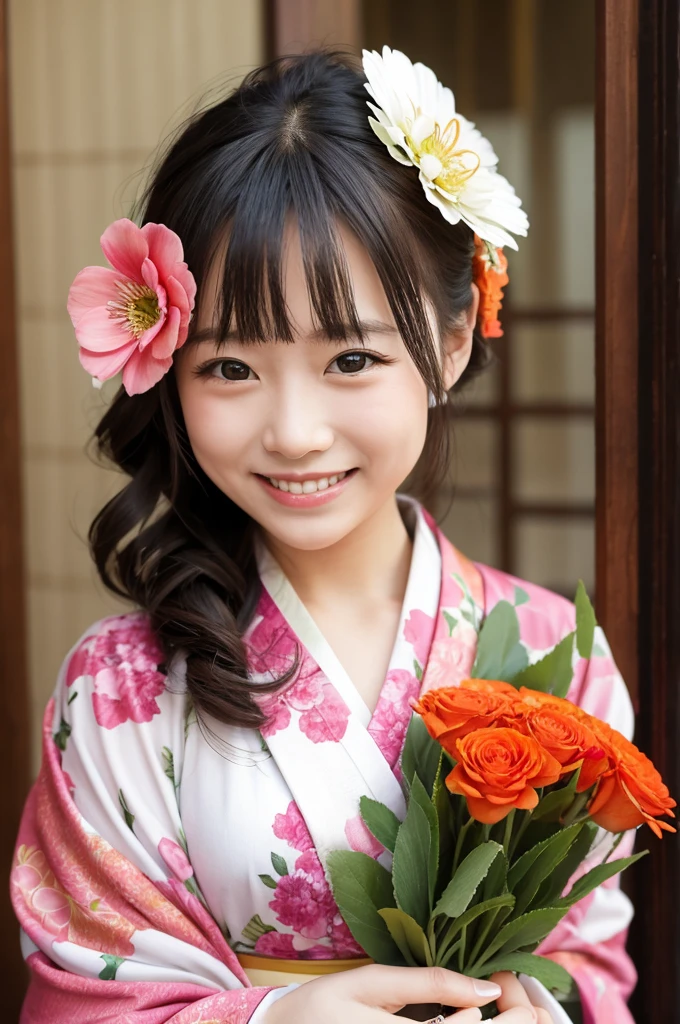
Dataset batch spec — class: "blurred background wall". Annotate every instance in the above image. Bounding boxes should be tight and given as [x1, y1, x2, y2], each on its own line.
[8, 0, 596, 771]
[8, 0, 264, 766]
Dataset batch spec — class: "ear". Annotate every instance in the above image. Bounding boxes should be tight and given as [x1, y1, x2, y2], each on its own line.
[441, 282, 480, 391]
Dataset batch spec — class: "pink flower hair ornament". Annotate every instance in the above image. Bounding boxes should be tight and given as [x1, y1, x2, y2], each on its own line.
[67, 218, 197, 396]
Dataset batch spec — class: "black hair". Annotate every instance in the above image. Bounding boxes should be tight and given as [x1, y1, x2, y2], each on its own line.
[89, 48, 489, 728]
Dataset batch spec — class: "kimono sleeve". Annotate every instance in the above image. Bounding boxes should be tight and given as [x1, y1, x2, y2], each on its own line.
[535, 623, 638, 1024]
[11, 612, 288, 1024]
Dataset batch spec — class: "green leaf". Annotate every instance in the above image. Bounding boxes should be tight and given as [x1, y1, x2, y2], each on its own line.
[534, 822, 597, 905]
[414, 659, 423, 681]
[508, 823, 582, 891]
[327, 850, 403, 965]
[480, 907, 569, 964]
[481, 846, 508, 902]
[360, 796, 401, 854]
[531, 773, 581, 822]
[393, 793, 432, 926]
[470, 952, 573, 995]
[271, 852, 288, 877]
[436, 894, 516, 965]
[575, 581, 597, 659]
[378, 908, 431, 966]
[434, 842, 503, 918]
[443, 610, 458, 636]
[118, 790, 135, 832]
[433, 776, 456, 897]
[67, 689, 79, 705]
[409, 775, 440, 908]
[53, 718, 71, 752]
[472, 601, 529, 682]
[98, 954, 124, 980]
[509, 825, 584, 917]
[161, 746, 177, 789]
[512, 631, 575, 698]
[556, 851, 648, 908]
[258, 873, 278, 889]
[241, 914, 277, 944]
[514, 587, 530, 607]
[401, 714, 441, 795]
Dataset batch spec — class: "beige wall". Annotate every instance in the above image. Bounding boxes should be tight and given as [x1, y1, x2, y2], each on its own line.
[9, 0, 264, 769]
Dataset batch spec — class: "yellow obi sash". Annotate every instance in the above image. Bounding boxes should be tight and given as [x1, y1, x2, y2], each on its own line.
[237, 952, 374, 988]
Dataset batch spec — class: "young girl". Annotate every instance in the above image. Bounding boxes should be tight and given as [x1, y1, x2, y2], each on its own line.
[11, 48, 637, 1024]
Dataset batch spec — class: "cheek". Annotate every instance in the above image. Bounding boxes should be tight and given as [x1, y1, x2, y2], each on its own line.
[179, 389, 249, 478]
[352, 375, 429, 468]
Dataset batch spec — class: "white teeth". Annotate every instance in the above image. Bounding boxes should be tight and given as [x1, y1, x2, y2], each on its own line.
[266, 471, 348, 493]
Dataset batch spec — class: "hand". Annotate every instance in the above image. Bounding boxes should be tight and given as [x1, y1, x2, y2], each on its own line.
[490, 971, 554, 1024]
[262, 964, 543, 1022]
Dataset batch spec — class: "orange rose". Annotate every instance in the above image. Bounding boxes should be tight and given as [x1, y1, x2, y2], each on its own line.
[446, 726, 563, 825]
[586, 724, 676, 837]
[413, 682, 519, 755]
[516, 687, 586, 716]
[460, 678, 520, 698]
[524, 707, 609, 791]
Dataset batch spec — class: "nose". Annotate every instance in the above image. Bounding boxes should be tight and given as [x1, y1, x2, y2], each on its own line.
[261, 383, 335, 459]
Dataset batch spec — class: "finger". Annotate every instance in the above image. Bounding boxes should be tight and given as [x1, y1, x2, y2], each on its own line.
[491, 971, 535, 1012]
[494, 1009, 537, 1024]
[535, 1009, 553, 1024]
[346, 964, 503, 1010]
[444, 1009, 483, 1023]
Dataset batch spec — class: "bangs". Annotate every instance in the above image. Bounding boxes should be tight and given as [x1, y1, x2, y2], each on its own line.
[193, 138, 440, 371]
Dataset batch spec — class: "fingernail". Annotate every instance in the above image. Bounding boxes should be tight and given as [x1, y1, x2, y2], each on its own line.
[473, 979, 502, 998]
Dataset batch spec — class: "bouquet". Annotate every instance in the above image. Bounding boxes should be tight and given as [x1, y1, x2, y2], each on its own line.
[328, 585, 676, 1020]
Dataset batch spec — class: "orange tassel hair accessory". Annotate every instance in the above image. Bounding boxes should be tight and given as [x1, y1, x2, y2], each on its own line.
[472, 235, 510, 339]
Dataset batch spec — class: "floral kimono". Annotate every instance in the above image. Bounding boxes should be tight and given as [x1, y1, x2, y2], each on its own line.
[12, 495, 637, 1024]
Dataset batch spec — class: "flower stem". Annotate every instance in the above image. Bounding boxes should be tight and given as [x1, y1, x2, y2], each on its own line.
[508, 809, 533, 862]
[562, 791, 590, 828]
[453, 816, 474, 873]
[466, 905, 502, 971]
[502, 809, 516, 855]
[457, 924, 467, 972]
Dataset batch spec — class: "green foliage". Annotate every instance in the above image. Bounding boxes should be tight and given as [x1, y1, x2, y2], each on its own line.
[469, 952, 573, 996]
[360, 796, 401, 853]
[472, 601, 529, 682]
[378, 908, 432, 966]
[327, 851, 403, 965]
[433, 843, 503, 918]
[401, 714, 441, 794]
[512, 632, 575, 698]
[393, 790, 433, 926]
[575, 580, 597, 658]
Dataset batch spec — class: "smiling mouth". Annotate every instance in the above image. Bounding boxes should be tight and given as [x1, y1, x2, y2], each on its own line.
[255, 469, 358, 494]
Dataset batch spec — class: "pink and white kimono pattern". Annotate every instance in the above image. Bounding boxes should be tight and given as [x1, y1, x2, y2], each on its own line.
[11, 495, 638, 1023]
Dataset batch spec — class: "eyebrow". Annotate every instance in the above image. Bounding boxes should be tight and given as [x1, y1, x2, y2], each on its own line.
[189, 319, 399, 346]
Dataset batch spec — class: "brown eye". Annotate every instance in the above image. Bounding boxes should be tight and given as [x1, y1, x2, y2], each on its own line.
[332, 352, 375, 374]
[214, 360, 252, 381]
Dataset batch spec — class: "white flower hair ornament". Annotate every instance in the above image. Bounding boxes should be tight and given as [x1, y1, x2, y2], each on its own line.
[362, 46, 528, 248]
[362, 46, 529, 340]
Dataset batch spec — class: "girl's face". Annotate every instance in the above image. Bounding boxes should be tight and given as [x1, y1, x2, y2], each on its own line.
[175, 219, 477, 554]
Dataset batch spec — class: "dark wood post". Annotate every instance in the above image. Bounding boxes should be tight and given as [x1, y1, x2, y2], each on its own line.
[0, 0, 32, 1010]
[629, 0, 680, 1017]
[595, 0, 640, 702]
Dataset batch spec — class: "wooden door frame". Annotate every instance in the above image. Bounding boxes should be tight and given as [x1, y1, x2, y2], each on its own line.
[0, 0, 31, 1010]
[628, 0, 680, 1016]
